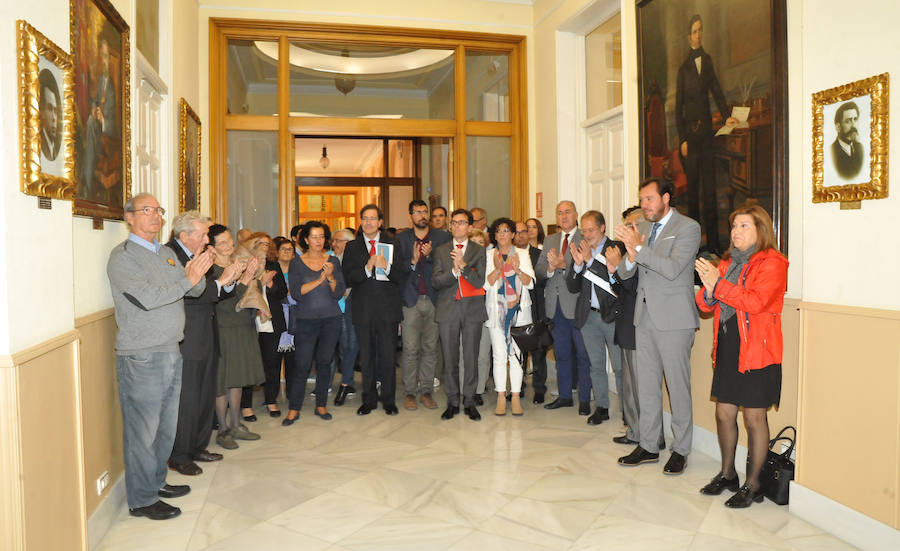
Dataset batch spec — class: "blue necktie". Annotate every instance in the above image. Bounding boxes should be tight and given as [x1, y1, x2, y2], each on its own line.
[648, 222, 661, 246]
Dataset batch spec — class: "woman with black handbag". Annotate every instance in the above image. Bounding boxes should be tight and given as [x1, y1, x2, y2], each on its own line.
[695, 205, 788, 508]
[484, 218, 534, 416]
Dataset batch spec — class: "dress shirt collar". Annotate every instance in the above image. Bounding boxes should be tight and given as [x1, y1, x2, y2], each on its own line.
[175, 238, 193, 259]
[128, 233, 161, 253]
[837, 137, 853, 156]
[452, 238, 468, 255]
[654, 207, 675, 234]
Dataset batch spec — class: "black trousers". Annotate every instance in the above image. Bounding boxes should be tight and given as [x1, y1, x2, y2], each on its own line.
[170, 351, 217, 465]
[355, 319, 399, 408]
[241, 332, 295, 408]
[522, 346, 548, 396]
[682, 131, 721, 253]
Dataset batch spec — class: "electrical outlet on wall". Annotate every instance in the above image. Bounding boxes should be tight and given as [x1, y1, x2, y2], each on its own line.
[96, 471, 110, 496]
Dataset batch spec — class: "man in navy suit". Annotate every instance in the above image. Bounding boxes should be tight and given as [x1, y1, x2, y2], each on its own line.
[395, 199, 450, 410]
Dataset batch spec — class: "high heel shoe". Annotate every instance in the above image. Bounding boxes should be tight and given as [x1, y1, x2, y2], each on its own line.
[334, 385, 349, 406]
[724, 484, 764, 508]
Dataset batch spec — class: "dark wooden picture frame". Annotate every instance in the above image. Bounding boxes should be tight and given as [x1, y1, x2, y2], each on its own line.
[70, 0, 131, 220]
[636, 0, 788, 255]
[179, 98, 202, 212]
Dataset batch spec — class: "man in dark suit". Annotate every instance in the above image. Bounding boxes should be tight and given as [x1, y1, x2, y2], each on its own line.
[675, 14, 737, 254]
[81, 39, 118, 201]
[831, 100, 864, 180]
[342, 204, 404, 416]
[615, 178, 701, 475]
[432, 208, 488, 421]
[514, 222, 548, 402]
[535, 201, 591, 413]
[165, 212, 240, 476]
[395, 199, 451, 411]
[565, 210, 623, 425]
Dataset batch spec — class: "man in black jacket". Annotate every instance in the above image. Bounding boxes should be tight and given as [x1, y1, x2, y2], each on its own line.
[342, 204, 404, 416]
[675, 14, 737, 254]
[395, 200, 450, 410]
[166, 212, 241, 475]
[565, 211, 622, 423]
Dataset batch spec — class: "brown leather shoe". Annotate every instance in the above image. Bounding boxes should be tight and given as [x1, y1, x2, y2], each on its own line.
[404, 394, 418, 410]
[420, 393, 438, 409]
[167, 460, 202, 476]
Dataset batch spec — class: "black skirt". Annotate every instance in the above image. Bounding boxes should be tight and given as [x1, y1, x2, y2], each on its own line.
[710, 316, 781, 409]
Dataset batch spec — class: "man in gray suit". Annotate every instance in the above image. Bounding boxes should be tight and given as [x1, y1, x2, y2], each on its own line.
[535, 201, 592, 414]
[432, 208, 488, 421]
[615, 178, 700, 475]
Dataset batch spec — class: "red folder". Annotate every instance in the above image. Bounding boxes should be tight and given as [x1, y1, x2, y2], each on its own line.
[457, 273, 486, 299]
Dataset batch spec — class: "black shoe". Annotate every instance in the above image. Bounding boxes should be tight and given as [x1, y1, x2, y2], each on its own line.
[158, 484, 190, 499]
[242, 414, 258, 422]
[612, 435, 639, 445]
[700, 473, 740, 495]
[357, 403, 374, 416]
[532, 392, 545, 404]
[268, 409, 281, 418]
[441, 405, 460, 420]
[725, 484, 764, 508]
[464, 406, 482, 421]
[129, 500, 181, 520]
[578, 403, 591, 416]
[663, 452, 687, 475]
[587, 408, 609, 425]
[475, 394, 484, 406]
[384, 404, 399, 415]
[193, 450, 223, 462]
[334, 385, 349, 406]
[167, 460, 202, 476]
[618, 446, 660, 466]
[281, 411, 299, 426]
[314, 409, 333, 420]
[543, 398, 574, 410]
[345, 386, 357, 395]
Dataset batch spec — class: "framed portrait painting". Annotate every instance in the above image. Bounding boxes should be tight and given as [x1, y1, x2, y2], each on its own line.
[17, 20, 76, 199]
[636, 0, 788, 256]
[70, 0, 131, 219]
[179, 99, 201, 212]
[812, 73, 889, 204]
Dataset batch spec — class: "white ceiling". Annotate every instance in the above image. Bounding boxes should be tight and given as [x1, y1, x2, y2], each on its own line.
[294, 138, 383, 177]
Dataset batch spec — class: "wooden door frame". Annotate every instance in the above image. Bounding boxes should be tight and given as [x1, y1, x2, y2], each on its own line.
[209, 18, 527, 235]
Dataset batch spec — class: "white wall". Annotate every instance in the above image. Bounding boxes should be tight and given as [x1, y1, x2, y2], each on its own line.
[799, 0, 900, 310]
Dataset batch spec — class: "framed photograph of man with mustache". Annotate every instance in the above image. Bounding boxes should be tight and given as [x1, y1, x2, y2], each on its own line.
[812, 73, 889, 204]
[17, 20, 76, 200]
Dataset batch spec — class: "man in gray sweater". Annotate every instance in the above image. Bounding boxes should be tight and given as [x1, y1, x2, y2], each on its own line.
[107, 193, 213, 520]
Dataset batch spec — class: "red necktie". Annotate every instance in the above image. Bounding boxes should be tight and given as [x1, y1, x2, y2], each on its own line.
[369, 240, 376, 256]
[561, 233, 569, 256]
[454, 244, 464, 300]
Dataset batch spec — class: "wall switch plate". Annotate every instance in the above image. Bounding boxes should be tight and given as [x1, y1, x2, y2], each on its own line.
[96, 471, 110, 495]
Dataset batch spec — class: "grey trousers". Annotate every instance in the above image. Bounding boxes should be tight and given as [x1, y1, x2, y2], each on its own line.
[401, 296, 439, 395]
[581, 311, 622, 409]
[440, 318, 481, 408]
[458, 325, 491, 392]
[116, 350, 182, 509]
[622, 348, 666, 448]
[635, 314, 694, 455]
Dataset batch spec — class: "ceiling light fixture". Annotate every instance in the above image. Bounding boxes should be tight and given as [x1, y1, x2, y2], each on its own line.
[319, 146, 330, 169]
[253, 42, 453, 75]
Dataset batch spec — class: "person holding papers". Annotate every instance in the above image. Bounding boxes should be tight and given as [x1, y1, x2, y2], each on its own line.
[342, 204, 403, 416]
[432, 209, 488, 421]
[565, 210, 624, 424]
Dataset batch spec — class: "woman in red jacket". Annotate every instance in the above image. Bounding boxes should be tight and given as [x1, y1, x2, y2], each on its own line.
[694, 205, 788, 508]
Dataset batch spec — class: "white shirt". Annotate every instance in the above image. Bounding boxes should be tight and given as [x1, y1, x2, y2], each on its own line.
[450, 238, 468, 278]
[363, 232, 392, 277]
[626, 207, 675, 271]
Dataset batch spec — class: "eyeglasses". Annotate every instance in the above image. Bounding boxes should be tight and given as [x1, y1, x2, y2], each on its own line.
[361, 216, 380, 222]
[412, 209, 429, 216]
[129, 206, 165, 216]
[450, 220, 469, 226]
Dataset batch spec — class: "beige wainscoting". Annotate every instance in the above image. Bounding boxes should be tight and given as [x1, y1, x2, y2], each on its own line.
[76, 309, 123, 517]
[797, 302, 900, 529]
[0, 330, 87, 551]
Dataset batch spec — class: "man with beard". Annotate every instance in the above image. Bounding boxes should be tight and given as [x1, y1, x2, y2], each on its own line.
[39, 69, 61, 161]
[396, 199, 450, 410]
[675, 14, 737, 253]
[831, 101, 865, 180]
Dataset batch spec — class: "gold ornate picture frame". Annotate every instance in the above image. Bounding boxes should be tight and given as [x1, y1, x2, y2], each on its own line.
[812, 72, 889, 204]
[179, 98, 201, 212]
[17, 20, 76, 199]
[70, 0, 132, 220]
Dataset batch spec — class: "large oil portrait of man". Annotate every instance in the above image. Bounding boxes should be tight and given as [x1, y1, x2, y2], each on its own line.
[71, 0, 131, 219]
[637, 0, 788, 255]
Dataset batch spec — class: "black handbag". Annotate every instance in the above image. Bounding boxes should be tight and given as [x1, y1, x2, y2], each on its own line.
[754, 425, 796, 505]
[510, 319, 553, 353]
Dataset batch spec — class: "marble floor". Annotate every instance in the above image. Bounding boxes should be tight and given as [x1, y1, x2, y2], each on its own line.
[97, 382, 857, 551]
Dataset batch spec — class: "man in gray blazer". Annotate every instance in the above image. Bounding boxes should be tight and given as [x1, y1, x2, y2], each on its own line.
[432, 208, 488, 421]
[615, 178, 700, 475]
[535, 201, 592, 413]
